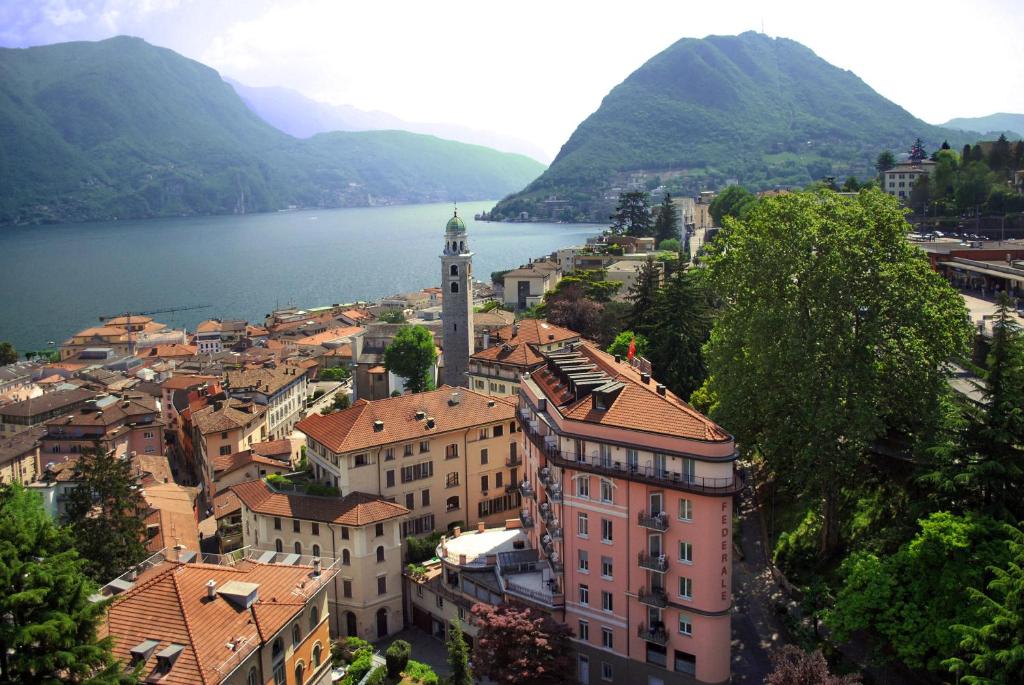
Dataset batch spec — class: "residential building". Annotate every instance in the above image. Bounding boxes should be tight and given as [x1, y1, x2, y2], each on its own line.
[60, 316, 186, 360]
[225, 366, 309, 439]
[195, 319, 224, 354]
[354, 322, 440, 401]
[441, 210, 475, 387]
[0, 425, 44, 484]
[0, 360, 43, 405]
[160, 375, 220, 426]
[606, 259, 665, 298]
[883, 161, 936, 200]
[38, 395, 163, 472]
[99, 547, 337, 685]
[188, 397, 267, 500]
[518, 342, 740, 685]
[213, 449, 293, 491]
[297, 387, 521, 535]
[502, 260, 561, 310]
[469, 320, 580, 397]
[233, 479, 408, 641]
[0, 387, 98, 436]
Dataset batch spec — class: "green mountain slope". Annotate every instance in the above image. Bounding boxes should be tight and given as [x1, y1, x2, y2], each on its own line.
[492, 32, 971, 221]
[940, 113, 1024, 139]
[0, 36, 545, 225]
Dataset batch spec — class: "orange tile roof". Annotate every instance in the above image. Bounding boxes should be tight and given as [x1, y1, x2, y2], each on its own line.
[295, 386, 515, 454]
[141, 483, 199, 552]
[104, 559, 331, 685]
[342, 309, 372, 321]
[232, 480, 408, 525]
[492, 319, 580, 346]
[293, 326, 363, 347]
[71, 326, 129, 339]
[213, 489, 242, 519]
[471, 340, 545, 368]
[252, 440, 293, 458]
[212, 450, 289, 478]
[225, 366, 307, 396]
[534, 342, 730, 442]
[161, 374, 219, 391]
[103, 315, 154, 326]
[196, 319, 222, 333]
[146, 344, 197, 358]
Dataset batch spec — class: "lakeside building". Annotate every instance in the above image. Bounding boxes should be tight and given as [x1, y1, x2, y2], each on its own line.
[225, 366, 309, 440]
[469, 320, 581, 398]
[195, 319, 224, 354]
[98, 547, 338, 685]
[502, 260, 561, 310]
[883, 161, 936, 201]
[518, 341, 740, 685]
[60, 316, 187, 360]
[232, 479, 408, 641]
[441, 211, 475, 388]
[0, 387, 98, 436]
[296, 387, 522, 537]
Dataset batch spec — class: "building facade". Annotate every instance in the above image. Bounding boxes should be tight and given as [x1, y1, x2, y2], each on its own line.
[468, 320, 580, 398]
[883, 161, 936, 200]
[441, 211, 474, 387]
[518, 342, 740, 685]
[225, 366, 309, 440]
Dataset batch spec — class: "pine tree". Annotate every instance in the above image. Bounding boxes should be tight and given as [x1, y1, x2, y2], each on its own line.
[645, 270, 714, 399]
[608, 191, 652, 237]
[0, 484, 132, 684]
[63, 443, 147, 583]
[653, 193, 679, 245]
[445, 619, 473, 685]
[909, 138, 927, 162]
[626, 256, 661, 335]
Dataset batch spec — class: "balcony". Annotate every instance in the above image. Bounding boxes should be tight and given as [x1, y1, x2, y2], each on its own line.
[505, 482, 520, 494]
[519, 510, 535, 529]
[506, 454, 522, 467]
[638, 511, 669, 531]
[638, 623, 669, 645]
[518, 481, 535, 499]
[544, 480, 563, 502]
[638, 552, 669, 573]
[638, 586, 668, 608]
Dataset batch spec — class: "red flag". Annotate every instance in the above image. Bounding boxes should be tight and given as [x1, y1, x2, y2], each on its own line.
[627, 336, 636, 361]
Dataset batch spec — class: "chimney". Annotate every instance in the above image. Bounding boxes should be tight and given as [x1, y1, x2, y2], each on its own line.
[313, 557, 322, 576]
[449, 392, 461, 406]
[641, 373, 650, 384]
[482, 329, 491, 349]
[477, 521, 486, 533]
[206, 579, 217, 600]
[656, 384, 666, 396]
[614, 354, 621, 363]
[512, 323, 519, 337]
[373, 420, 384, 432]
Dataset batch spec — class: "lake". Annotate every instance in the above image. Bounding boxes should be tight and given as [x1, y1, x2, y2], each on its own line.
[0, 201, 599, 354]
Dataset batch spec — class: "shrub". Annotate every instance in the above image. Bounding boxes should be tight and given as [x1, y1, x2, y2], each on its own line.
[343, 651, 374, 684]
[406, 531, 442, 563]
[404, 660, 439, 685]
[385, 639, 411, 678]
[305, 483, 340, 497]
[773, 509, 823, 575]
[364, 665, 387, 685]
[333, 636, 371, 665]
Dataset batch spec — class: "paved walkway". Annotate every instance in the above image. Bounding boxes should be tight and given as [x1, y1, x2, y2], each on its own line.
[730, 474, 788, 682]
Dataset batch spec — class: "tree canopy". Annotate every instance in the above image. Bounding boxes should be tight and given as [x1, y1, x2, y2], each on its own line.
[708, 185, 757, 226]
[608, 191, 652, 237]
[383, 325, 436, 394]
[0, 342, 16, 366]
[470, 601, 573, 685]
[653, 193, 680, 244]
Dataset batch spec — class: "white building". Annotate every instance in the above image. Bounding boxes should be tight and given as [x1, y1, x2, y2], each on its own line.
[884, 161, 936, 201]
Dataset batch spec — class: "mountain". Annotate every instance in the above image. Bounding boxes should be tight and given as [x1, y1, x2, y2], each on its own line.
[491, 32, 973, 222]
[940, 113, 1024, 139]
[0, 37, 546, 225]
[227, 79, 550, 163]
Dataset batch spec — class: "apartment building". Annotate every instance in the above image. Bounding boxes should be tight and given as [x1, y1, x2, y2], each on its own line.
[226, 366, 309, 440]
[189, 397, 267, 499]
[0, 387, 98, 436]
[518, 342, 740, 685]
[195, 319, 224, 354]
[38, 395, 163, 472]
[99, 547, 338, 685]
[468, 320, 580, 397]
[502, 260, 561, 310]
[0, 425, 43, 484]
[296, 387, 521, 537]
[883, 161, 936, 200]
[232, 479, 408, 641]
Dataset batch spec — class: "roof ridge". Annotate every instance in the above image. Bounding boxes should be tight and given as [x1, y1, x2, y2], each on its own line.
[169, 568, 212, 685]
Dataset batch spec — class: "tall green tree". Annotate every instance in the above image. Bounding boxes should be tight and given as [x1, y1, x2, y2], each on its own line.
[701, 189, 971, 554]
[626, 256, 661, 334]
[63, 444, 147, 584]
[645, 270, 713, 401]
[945, 525, 1024, 684]
[909, 138, 927, 162]
[653, 193, 679, 245]
[608, 191, 652, 237]
[445, 619, 473, 685]
[708, 185, 756, 226]
[0, 342, 16, 366]
[606, 331, 648, 359]
[957, 162, 995, 213]
[0, 484, 132, 684]
[875, 150, 896, 176]
[383, 325, 437, 394]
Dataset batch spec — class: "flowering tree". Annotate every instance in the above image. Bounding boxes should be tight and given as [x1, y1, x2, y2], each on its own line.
[766, 646, 861, 684]
[470, 601, 574, 685]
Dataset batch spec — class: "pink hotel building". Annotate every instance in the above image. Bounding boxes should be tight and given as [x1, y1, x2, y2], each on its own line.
[517, 342, 740, 685]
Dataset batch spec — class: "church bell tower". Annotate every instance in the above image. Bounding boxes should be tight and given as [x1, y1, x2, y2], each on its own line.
[440, 209, 474, 387]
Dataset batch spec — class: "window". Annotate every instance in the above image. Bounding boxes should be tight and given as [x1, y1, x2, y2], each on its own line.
[480, 448, 488, 465]
[143, 431, 154, 439]
[406, 493, 415, 509]
[601, 627, 613, 649]
[679, 576, 692, 599]
[294, 541, 302, 554]
[342, 549, 351, 565]
[436, 594, 445, 609]
[450, 264, 459, 276]
[293, 520, 300, 533]
[384, 447, 394, 461]
[678, 614, 692, 635]
[312, 522, 319, 536]
[248, 667, 258, 685]
[493, 424, 503, 437]
[579, 584, 589, 606]
[679, 541, 693, 563]
[386, 470, 395, 488]
[419, 440, 430, 453]
[446, 495, 460, 512]
[312, 643, 322, 668]
[578, 620, 589, 641]
[446, 444, 459, 459]
[577, 477, 590, 498]
[341, 527, 350, 540]
[274, 517, 282, 530]
[446, 472, 459, 488]
[601, 518, 613, 543]
[600, 480, 612, 503]
[404, 444, 413, 457]
[598, 443, 611, 467]
[421, 489, 430, 506]
[219, 445, 232, 456]
[292, 623, 301, 646]
[376, 546, 385, 562]
[509, 421, 516, 433]
[353, 453, 369, 467]
[601, 662, 613, 682]
[674, 651, 696, 675]
[451, 281, 459, 293]
[294, 662, 304, 684]
[479, 428, 489, 440]
[221, 432, 228, 439]
[375, 523, 384, 537]
[601, 556, 613, 579]
[678, 498, 693, 521]
[343, 580, 352, 598]
[312, 544, 320, 557]
[578, 549, 589, 572]
[578, 513, 589, 538]
[401, 461, 433, 483]
[275, 539, 283, 553]
[495, 472, 503, 488]
[480, 475, 488, 492]
[377, 576, 387, 595]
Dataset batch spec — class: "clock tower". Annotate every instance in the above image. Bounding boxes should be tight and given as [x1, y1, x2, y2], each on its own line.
[440, 210, 474, 387]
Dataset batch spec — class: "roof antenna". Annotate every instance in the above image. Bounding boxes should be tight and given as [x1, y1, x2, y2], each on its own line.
[453, 200, 458, 218]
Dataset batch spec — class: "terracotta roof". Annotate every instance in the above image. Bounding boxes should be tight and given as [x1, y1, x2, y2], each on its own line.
[42, 396, 159, 430]
[502, 261, 560, 279]
[367, 365, 387, 374]
[225, 366, 307, 397]
[252, 440, 293, 459]
[145, 344, 197, 358]
[103, 315, 154, 326]
[104, 559, 330, 685]
[471, 340, 544, 368]
[342, 309, 372, 321]
[141, 483, 199, 552]
[0, 425, 45, 467]
[492, 319, 580, 347]
[247, 325, 269, 336]
[296, 386, 515, 454]
[191, 400, 263, 435]
[533, 342, 730, 442]
[71, 326, 130, 338]
[196, 319, 222, 333]
[212, 450, 289, 478]
[0, 387, 97, 418]
[293, 326, 363, 347]
[213, 489, 242, 519]
[161, 375, 219, 391]
[232, 480, 408, 525]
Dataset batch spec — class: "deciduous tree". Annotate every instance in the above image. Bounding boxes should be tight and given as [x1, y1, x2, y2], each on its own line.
[606, 331, 648, 359]
[471, 601, 573, 685]
[765, 645, 861, 684]
[383, 325, 436, 394]
[708, 185, 756, 226]
[0, 342, 16, 365]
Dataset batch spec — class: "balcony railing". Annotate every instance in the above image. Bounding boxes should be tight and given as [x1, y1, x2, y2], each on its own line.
[638, 623, 669, 645]
[638, 586, 668, 608]
[638, 552, 669, 573]
[505, 482, 519, 494]
[506, 454, 522, 467]
[505, 580, 565, 608]
[638, 511, 669, 531]
[519, 511, 535, 529]
[521, 418, 743, 496]
[544, 480, 563, 502]
[518, 481, 535, 499]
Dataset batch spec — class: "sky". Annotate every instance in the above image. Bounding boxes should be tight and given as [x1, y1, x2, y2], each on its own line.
[1, 0, 1022, 161]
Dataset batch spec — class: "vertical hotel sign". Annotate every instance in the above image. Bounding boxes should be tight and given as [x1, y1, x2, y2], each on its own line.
[721, 500, 730, 602]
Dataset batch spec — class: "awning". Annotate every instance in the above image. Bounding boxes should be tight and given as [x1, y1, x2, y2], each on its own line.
[938, 262, 1024, 281]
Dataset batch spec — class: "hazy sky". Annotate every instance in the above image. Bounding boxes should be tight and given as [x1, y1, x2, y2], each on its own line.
[2, 0, 1022, 160]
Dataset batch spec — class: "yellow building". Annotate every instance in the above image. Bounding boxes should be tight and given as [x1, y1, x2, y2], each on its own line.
[233, 479, 409, 642]
[296, 387, 522, 537]
[469, 320, 580, 397]
[0, 426, 43, 484]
